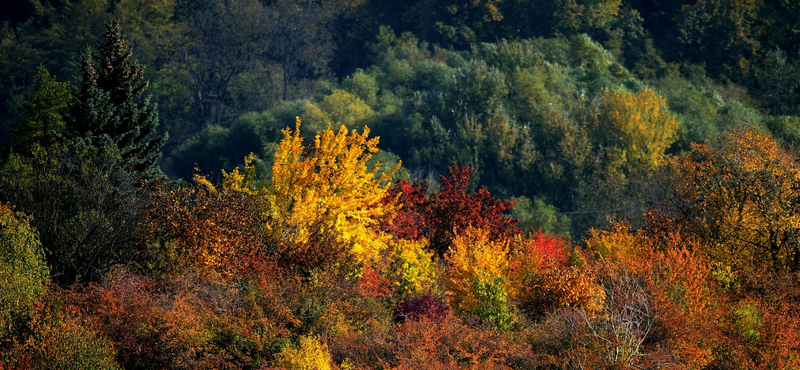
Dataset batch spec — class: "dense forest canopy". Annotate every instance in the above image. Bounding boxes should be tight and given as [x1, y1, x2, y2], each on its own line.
[2, 0, 800, 368]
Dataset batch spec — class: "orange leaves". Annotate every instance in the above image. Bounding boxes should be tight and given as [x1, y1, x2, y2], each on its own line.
[667, 127, 800, 271]
[141, 176, 264, 277]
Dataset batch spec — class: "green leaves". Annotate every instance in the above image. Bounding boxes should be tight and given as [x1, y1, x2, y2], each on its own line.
[11, 66, 70, 155]
[0, 141, 142, 284]
[70, 22, 167, 180]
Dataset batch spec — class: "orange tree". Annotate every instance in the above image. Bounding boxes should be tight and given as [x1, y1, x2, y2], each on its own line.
[665, 127, 800, 271]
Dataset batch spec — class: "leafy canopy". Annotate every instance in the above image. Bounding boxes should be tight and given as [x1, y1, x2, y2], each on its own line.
[264, 118, 397, 269]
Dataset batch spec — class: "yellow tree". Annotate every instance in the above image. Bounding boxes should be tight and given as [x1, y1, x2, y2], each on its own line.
[265, 118, 397, 270]
[446, 226, 516, 329]
[592, 87, 679, 176]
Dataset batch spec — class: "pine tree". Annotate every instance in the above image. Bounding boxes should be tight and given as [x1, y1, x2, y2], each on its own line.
[11, 66, 71, 156]
[70, 21, 167, 179]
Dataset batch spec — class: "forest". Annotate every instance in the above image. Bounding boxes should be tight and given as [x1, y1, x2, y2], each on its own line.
[2, 0, 800, 368]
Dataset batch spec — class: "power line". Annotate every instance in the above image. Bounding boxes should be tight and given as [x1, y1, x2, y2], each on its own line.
[508, 208, 644, 217]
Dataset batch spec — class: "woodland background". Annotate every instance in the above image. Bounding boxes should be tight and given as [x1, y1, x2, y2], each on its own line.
[2, 0, 800, 368]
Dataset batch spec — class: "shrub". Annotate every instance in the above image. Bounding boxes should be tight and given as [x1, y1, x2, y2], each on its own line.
[386, 238, 438, 298]
[0, 204, 48, 339]
[446, 226, 516, 329]
[394, 294, 451, 323]
[272, 335, 332, 370]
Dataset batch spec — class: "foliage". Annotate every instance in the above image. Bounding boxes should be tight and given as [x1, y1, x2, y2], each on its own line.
[445, 226, 516, 329]
[12, 290, 121, 370]
[70, 21, 167, 180]
[140, 173, 265, 276]
[331, 314, 536, 369]
[303, 89, 377, 135]
[394, 294, 451, 324]
[0, 204, 48, 340]
[592, 87, 679, 175]
[385, 238, 438, 298]
[666, 127, 800, 271]
[0, 141, 142, 284]
[381, 179, 429, 241]
[265, 118, 396, 270]
[69, 266, 285, 370]
[427, 164, 520, 256]
[10, 66, 70, 156]
[5, 2, 800, 367]
[511, 196, 572, 238]
[272, 335, 332, 370]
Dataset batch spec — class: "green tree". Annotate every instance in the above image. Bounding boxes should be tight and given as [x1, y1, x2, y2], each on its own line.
[0, 142, 143, 284]
[11, 66, 71, 156]
[70, 21, 167, 180]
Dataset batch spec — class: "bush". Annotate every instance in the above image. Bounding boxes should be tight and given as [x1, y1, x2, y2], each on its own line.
[445, 226, 516, 329]
[16, 291, 121, 370]
[0, 203, 49, 339]
[272, 335, 332, 370]
[394, 294, 450, 323]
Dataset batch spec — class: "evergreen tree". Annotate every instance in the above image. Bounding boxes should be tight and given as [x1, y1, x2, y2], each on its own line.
[10, 66, 70, 156]
[70, 21, 167, 180]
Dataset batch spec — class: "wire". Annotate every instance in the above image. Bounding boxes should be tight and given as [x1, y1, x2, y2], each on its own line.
[508, 208, 644, 217]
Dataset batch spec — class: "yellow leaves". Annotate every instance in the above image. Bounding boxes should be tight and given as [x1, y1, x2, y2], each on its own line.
[192, 174, 217, 195]
[445, 226, 511, 315]
[585, 222, 642, 264]
[303, 89, 377, 135]
[0, 204, 49, 338]
[221, 152, 259, 195]
[594, 87, 679, 174]
[386, 238, 438, 297]
[272, 335, 332, 370]
[267, 118, 397, 266]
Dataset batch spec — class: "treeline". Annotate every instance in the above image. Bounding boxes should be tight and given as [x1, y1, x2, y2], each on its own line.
[3, 0, 800, 236]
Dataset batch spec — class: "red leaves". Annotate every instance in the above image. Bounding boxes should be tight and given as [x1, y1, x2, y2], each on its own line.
[383, 179, 429, 241]
[384, 163, 521, 256]
[394, 295, 451, 324]
[528, 229, 569, 267]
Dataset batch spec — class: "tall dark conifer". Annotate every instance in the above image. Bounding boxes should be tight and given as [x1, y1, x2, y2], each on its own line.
[70, 21, 167, 179]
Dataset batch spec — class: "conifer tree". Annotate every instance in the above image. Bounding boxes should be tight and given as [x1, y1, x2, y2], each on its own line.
[11, 66, 70, 156]
[70, 21, 167, 179]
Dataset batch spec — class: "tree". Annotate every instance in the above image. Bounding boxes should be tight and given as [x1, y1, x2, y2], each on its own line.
[428, 164, 520, 256]
[665, 128, 800, 271]
[671, 0, 760, 79]
[269, 0, 340, 101]
[263, 118, 397, 270]
[446, 226, 516, 329]
[382, 164, 520, 257]
[176, 0, 268, 129]
[140, 166, 266, 276]
[590, 87, 679, 177]
[10, 66, 70, 156]
[404, 0, 504, 48]
[70, 21, 167, 180]
[0, 141, 143, 284]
